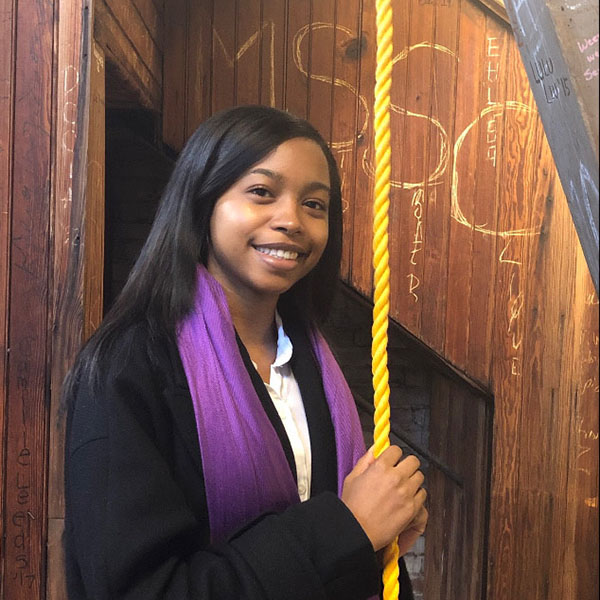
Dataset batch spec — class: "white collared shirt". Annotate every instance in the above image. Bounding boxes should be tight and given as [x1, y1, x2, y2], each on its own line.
[252, 314, 312, 501]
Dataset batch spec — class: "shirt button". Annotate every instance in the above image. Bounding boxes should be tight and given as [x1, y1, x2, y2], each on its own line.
[298, 483, 307, 496]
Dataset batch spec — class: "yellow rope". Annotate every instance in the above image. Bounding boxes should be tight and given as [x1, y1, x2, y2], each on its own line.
[372, 0, 400, 598]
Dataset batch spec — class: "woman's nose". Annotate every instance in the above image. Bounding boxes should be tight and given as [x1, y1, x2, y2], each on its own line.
[270, 198, 302, 234]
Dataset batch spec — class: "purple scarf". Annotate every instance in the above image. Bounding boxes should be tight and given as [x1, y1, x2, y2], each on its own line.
[176, 265, 366, 543]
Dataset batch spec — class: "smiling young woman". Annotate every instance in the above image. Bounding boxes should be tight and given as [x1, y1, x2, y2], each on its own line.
[62, 105, 426, 600]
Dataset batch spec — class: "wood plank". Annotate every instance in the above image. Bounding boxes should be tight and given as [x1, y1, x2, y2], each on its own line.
[443, 0, 488, 375]
[186, 0, 213, 135]
[234, 0, 261, 105]
[162, 0, 187, 150]
[389, 0, 437, 337]
[47, 0, 89, 523]
[460, 17, 511, 385]
[94, 0, 161, 112]
[348, 0, 376, 296]
[132, 0, 163, 52]
[566, 247, 599, 600]
[509, 38, 574, 599]
[487, 21, 554, 599]
[260, 0, 286, 108]
[104, 0, 163, 87]
[84, 42, 106, 341]
[47, 519, 68, 600]
[211, 0, 237, 112]
[284, 0, 312, 118]
[329, 0, 364, 281]
[306, 0, 336, 141]
[417, 0, 460, 355]
[46, 0, 90, 594]
[2, 0, 54, 596]
[0, 0, 15, 585]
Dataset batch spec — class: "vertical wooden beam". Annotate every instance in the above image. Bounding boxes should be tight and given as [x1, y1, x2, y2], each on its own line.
[2, 0, 54, 596]
[47, 0, 91, 598]
[0, 0, 15, 586]
[503, 0, 599, 292]
[162, 0, 188, 150]
[84, 42, 106, 341]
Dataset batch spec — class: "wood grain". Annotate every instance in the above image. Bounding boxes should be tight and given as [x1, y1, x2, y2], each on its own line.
[94, 0, 161, 112]
[2, 0, 53, 597]
[186, 0, 213, 135]
[162, 0, 187, 150]
[0, 0, 15, 586]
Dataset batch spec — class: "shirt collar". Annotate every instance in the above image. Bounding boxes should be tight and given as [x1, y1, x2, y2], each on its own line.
[272, 311, 294, 367]
[248, 312, 294, 371]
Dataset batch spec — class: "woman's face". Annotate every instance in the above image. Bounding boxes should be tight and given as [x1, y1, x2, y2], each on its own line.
[207, 137, 330, 305]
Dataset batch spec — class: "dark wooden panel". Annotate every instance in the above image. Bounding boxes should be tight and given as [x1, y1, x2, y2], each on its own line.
[568, 250, 599, 600]
[260, 0, 286, 108]
[284, 0, 312, 118]
[94, 0, 161, 111]
[305, 1, 336, 141]
[0, 0, 15, 584]
[186, 0, 213, 135]
[235, 0, 261, 106]
[211, 0, 237, 112]
[425, 375, 491, 598]
[329, 0, 364, 281]
[457, 15, 511, 384]
[132, 0, 163, 52]
[45, 3, 90, 598]
[2, 0, 54, 597]
[85, 42, 106, 342]
[104, 0, 162, 86]
[389, 1, 437, 337]
[443, 2, 490, 379]
[348, 0, 375, 296]
[162, 0, 187, 150]
[418, 0, 460, 354]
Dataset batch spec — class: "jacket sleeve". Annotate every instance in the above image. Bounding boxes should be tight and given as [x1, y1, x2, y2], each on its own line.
[65, 331, 380, 600]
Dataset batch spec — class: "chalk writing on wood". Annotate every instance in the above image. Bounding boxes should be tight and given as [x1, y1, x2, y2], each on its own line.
[577, 33, 599, 80]
[293, 22, 370, 150]
[485, 37, 502, 167]
[452, 101, 539, 238]
[10, 434, 36, 589]
[408, 188, 425, 302]
[213, 21, 276, 107]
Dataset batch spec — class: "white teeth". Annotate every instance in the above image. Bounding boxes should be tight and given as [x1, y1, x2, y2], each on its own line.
[256, 246, 299, 260]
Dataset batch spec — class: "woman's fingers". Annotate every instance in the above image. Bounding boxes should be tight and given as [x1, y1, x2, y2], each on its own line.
[349, 445, 377, 478]
[342, 446, 429, 552]
[377, 445, 403, 466]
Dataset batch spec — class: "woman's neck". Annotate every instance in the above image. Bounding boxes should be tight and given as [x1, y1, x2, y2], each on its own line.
[225, 291, 279, 382]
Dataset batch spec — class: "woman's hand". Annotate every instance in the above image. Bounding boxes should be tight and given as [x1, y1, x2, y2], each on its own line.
[341, 445, 427, 553]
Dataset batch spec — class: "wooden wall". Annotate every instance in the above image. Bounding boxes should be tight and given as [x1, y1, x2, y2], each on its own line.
[164, 0, 599, 598]
[0, 0, 90, 598]
[94, 0, 164, 111]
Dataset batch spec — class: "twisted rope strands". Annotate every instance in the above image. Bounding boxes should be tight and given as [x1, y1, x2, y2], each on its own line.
[372, 0, 400, 598]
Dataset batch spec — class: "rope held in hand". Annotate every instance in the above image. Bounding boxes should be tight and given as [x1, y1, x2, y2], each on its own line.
[372, 0, 400, 598]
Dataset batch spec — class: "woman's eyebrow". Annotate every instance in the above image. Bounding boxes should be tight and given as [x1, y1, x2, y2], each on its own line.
[250, 168, 284, 183]
[250, 168, 330, 194]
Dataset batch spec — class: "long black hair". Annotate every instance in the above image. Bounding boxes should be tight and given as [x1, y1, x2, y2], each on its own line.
[65, 105, 343, 395]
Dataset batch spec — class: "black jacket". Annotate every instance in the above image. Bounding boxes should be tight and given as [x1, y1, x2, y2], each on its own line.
[64, 319, 414, 599]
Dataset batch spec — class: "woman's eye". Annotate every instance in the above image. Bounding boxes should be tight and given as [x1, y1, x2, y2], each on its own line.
[304, 199, 327, 211]
[249, 186, 272, 198]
